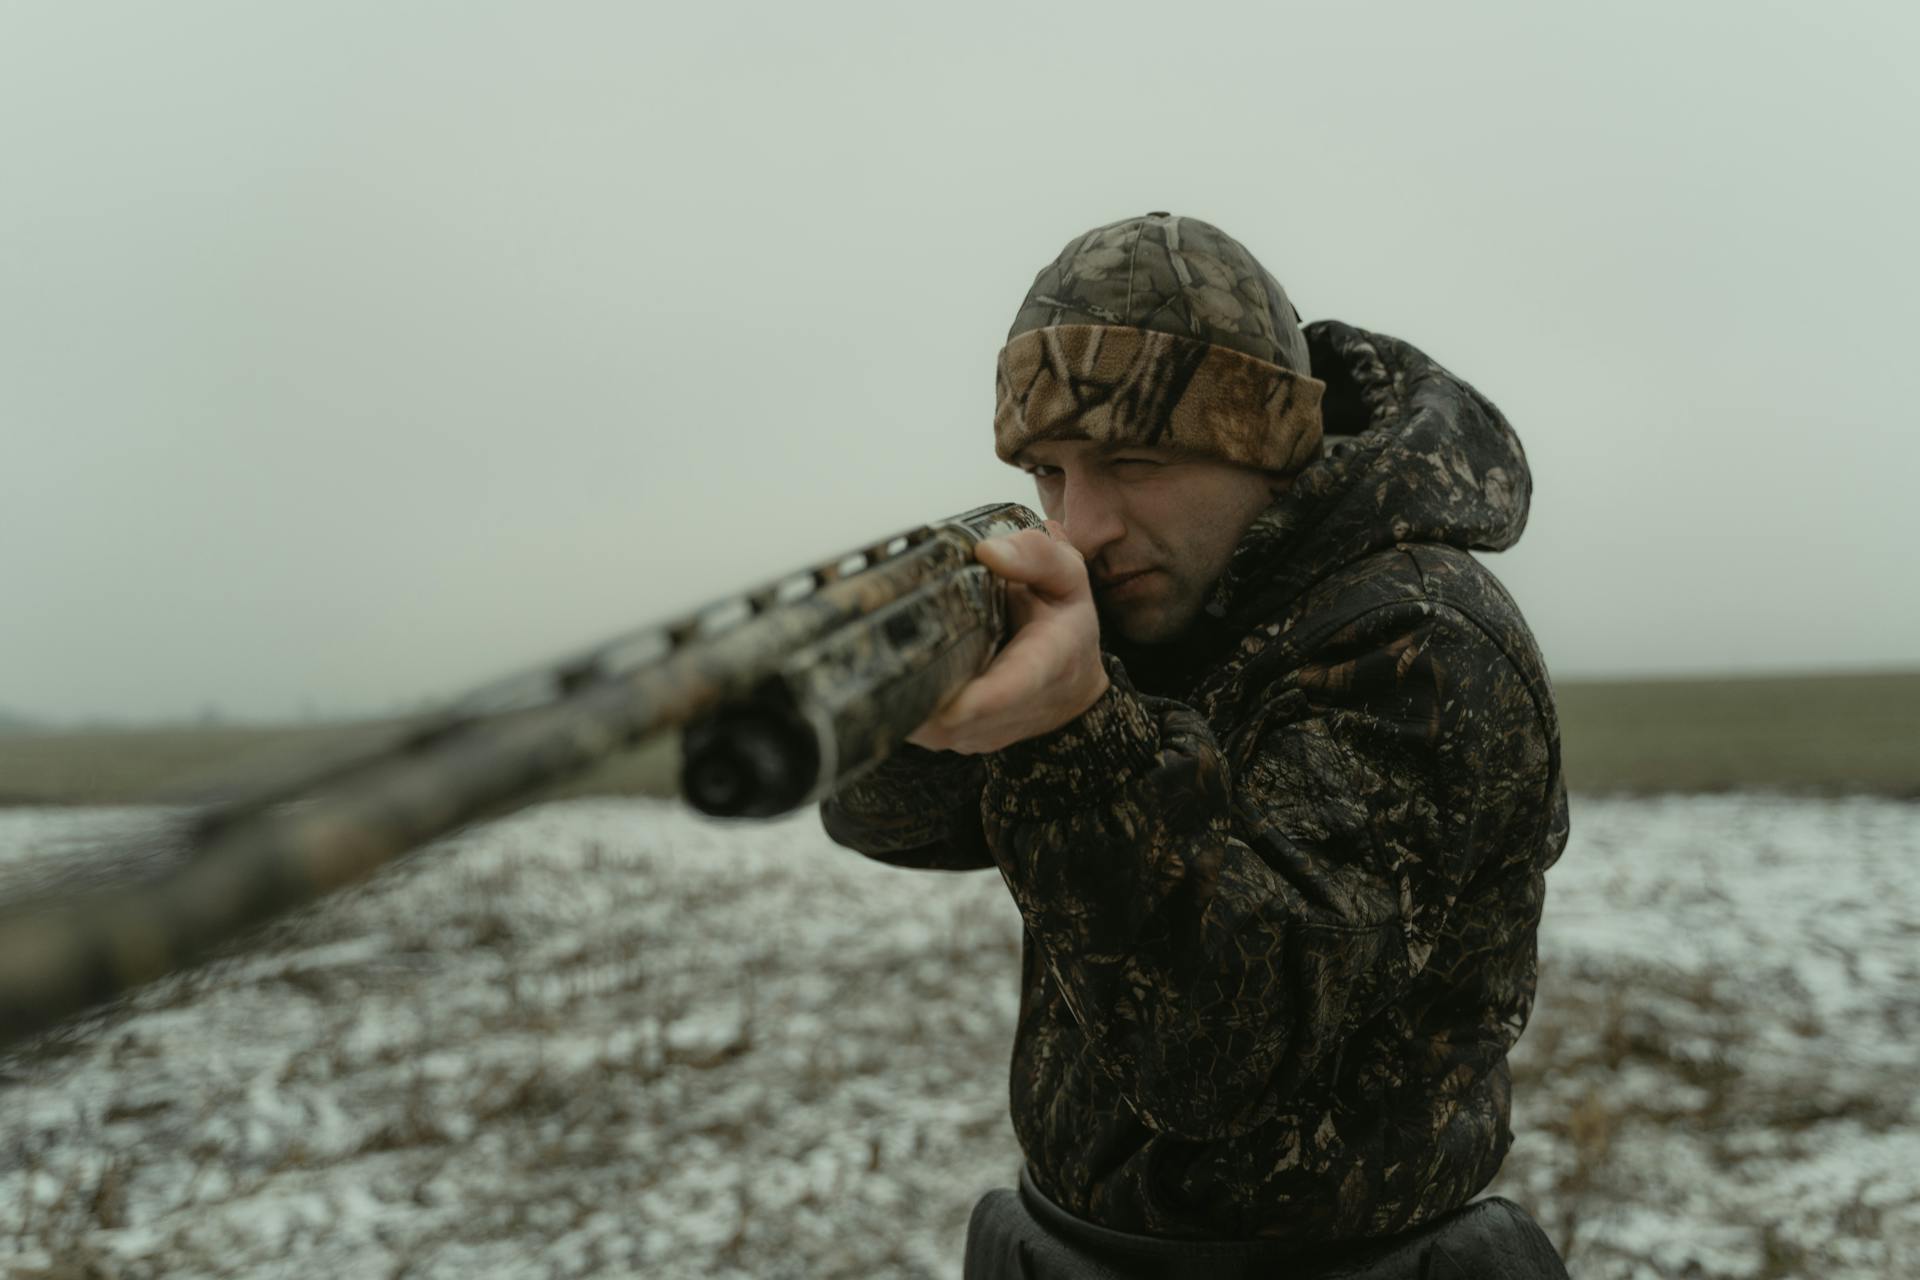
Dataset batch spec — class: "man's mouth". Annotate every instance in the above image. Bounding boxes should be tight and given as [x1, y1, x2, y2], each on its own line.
[1095, 568, 1157, 597]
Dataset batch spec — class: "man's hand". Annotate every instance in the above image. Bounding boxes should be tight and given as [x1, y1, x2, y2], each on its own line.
[906, 521, 1110, 755]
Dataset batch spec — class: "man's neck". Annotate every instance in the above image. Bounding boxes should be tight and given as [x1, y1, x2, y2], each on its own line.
[1106, 616, 1233, 699]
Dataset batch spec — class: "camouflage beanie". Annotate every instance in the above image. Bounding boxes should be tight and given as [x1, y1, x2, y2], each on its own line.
[994, 212, 1324, 474]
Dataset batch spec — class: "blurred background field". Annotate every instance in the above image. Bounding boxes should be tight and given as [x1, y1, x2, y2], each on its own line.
[3, 670, 1916, 808]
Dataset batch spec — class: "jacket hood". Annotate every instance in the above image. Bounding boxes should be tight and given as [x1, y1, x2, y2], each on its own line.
[1107, 320, 1534, 687]
[1217, 319, 1532, 618]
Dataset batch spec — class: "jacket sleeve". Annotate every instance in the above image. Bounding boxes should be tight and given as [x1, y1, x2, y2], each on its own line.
[819, 742, 994, 871]
[981, 599, 1553, 1140]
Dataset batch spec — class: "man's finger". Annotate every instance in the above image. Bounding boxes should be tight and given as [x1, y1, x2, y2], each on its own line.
[904, 721, 952, 751]
[976, 530, 1087, 599]
[943, 628, 1056, 726]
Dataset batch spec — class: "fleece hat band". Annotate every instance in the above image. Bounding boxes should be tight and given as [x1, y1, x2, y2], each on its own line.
[994, 323, 1324, 472]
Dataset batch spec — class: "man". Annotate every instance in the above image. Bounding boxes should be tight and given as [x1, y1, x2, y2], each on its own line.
[821, 213, 1571, 1277]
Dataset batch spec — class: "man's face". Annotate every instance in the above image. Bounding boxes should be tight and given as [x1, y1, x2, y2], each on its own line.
[1015, 439, 1281, 645]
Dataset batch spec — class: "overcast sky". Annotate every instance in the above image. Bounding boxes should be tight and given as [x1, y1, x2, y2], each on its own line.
[3, 1, 1916, 724]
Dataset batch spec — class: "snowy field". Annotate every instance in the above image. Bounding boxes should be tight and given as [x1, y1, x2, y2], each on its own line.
[1, 794, 1915, 1279]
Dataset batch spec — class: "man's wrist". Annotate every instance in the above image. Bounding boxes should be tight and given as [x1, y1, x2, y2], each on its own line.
[1071, 663, 1112, 723]
[983, 656, 1159, 820]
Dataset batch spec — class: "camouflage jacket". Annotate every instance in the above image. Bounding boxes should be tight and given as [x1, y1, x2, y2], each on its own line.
[820, 321, 1569, 1244]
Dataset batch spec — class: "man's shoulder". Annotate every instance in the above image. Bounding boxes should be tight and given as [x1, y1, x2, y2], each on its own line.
[1282, 544, 1544, 667]
[1222, 544, 1555, 737]
[1237, 545, 1559, 764]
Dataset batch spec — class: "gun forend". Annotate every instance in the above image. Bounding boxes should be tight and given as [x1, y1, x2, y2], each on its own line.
[679, 503, 1041, 816]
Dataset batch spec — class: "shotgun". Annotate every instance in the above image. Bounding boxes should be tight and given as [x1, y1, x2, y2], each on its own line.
[0, 502, 1041, 1048]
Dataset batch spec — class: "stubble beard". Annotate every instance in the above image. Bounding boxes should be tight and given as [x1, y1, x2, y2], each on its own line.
[1096, 570, 1206, 646]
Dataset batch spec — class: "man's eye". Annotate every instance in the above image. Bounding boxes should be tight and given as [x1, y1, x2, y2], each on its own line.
[1028, 466, 1063, 480]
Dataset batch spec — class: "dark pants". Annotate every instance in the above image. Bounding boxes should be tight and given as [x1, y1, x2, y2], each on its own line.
[963, 1169, 1571, 1280]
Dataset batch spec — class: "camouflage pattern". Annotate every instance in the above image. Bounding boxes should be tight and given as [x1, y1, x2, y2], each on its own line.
[822, 320, 1569, 1244]
[994, 325, 1323, 474]
[1006, 213, 1311, 373]
[996, 213, 1325, 475]
[0, 504, 1042, 1049]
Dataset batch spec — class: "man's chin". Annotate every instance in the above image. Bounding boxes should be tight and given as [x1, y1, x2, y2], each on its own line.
[1100, 603, 1186, 647]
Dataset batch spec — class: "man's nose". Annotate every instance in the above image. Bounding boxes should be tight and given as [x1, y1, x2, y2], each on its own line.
[1060, 472, 1124, 562]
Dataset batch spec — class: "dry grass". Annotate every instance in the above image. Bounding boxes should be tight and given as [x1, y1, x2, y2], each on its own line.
[0, 724, 679, 809]
[1555, 669, 1920, 796]
[0, 723, 407, 808]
